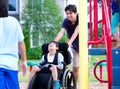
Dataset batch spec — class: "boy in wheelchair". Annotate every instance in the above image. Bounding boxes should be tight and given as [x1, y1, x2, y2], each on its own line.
[27, 41, 63, 89]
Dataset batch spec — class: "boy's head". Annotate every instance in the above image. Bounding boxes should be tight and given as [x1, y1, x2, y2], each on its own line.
[0, 0, 8, 18]
[65, 5, 77, 22]
[48, 41, 59, 51]
[65, 4, 77, 13]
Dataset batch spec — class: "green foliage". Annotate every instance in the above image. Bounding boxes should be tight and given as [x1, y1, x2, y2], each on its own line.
[27, 46, 42, 59]
[98, 23, 102, 37]
[22, 0, 64, 46]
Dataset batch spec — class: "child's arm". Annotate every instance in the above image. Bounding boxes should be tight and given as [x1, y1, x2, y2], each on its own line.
[38, 55, 46, 69]
[56, 65, 63, 70]
[56, 53, 64, 70]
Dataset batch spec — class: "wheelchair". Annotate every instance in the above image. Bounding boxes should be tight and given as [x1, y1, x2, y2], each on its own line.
[28, 42, 77, 89]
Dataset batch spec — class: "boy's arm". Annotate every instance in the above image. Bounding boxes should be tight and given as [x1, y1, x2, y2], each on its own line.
[67, 25, 79, 47]
[54, 28, 65, 42]
[38, 55, 45, 66]
[56, 53, 64, 70]
[56, 65, 63, 70]
[19, 41, 27, 76]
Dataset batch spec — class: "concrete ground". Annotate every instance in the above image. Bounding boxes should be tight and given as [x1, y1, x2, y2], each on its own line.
[19, 82, 108, 89]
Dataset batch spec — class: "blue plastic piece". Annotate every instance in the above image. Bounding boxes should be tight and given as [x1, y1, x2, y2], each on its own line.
[112, 67, 120, 85]
[112, 86, 120, 89]
[112, 49, 120, 87]
[93, 61, 107, 66]
[27, 61, 39, 66]
[89, 48, 106, 55]
[112, 49, 120, 66]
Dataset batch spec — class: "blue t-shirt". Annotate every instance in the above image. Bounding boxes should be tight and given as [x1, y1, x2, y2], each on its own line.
[62, 14, 79, 52]
[112, 0, 120, 15]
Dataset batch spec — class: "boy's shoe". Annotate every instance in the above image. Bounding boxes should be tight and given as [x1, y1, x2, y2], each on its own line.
[53, 80, 60, 89]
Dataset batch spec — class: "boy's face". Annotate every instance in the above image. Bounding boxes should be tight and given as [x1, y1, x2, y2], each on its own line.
[65, 10, 76, 21]
[48, 42, 58, 51]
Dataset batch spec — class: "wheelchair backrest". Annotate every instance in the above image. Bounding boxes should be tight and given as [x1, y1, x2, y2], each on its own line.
[42, 42, 72, 65]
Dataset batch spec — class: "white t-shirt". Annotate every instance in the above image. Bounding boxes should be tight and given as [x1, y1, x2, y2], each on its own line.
[0, 16, 24, 70]
[39, 53, 63, 68]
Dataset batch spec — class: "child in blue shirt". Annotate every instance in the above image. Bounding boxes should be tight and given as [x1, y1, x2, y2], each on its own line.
[111, 0, 120, 48]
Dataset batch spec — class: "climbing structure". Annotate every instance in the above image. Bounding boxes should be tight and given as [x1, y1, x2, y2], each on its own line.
[88, 0, 113, 89]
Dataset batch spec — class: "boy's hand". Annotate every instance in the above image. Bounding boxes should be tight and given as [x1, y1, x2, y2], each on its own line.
[20, 61, 27, 76]
[114, 0, 117, 2]
[67, 41, 73, 48]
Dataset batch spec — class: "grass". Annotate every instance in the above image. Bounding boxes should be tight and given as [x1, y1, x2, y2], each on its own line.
[19, 55, 108, 83]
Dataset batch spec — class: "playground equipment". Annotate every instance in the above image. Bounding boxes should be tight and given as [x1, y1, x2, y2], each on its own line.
[27, 61, 39, 71]
[93, 60, 107, 83]
[79, 0, 88, 89]
[79, 0, 120, 89]
[112, 49, 120, 89]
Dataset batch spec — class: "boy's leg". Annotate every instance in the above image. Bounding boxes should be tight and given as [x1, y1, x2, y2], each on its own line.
[50, 65, 58, 81]
[71, 48, 79, 81]
[53, 80, 60, 89]
[50, 65, 60, 89]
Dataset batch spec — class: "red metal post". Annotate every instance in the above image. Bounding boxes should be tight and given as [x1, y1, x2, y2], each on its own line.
[30, 66, 32, 72]
[90, 0, 93, 41]
[102, 0, 112, 89]
[100, 66, 103, 83]
[107, 0, 111, 21]
[94, 0, 98, 41]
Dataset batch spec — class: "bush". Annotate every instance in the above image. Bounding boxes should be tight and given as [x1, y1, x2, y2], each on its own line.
[27, 46, 42, 59]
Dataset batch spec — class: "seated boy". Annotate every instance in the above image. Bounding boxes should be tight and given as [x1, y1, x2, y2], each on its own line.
[27, 41, 63, 89]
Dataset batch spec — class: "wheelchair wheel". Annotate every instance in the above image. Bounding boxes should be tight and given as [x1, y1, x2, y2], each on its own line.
[62, 69, 76, 89]
[28, 74, 38, 89]
[28, 73, 52, 89]
[47, 75, 53, 89]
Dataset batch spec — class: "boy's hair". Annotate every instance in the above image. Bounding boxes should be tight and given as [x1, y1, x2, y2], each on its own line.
[0, 0, 8, 17]
[65, 4, 77, 13]
[49, 41, 59, 48]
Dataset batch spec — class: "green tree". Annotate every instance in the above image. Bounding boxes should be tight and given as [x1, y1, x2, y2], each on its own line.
[22, 0, 67, 50]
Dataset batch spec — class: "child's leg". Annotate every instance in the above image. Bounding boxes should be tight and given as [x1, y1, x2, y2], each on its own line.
[26, 66, 41, 89]
[50, 65, 60, 89]
[113, 31, 120, 48]
[53, 80, 60, 89]
[111, 12, 119, 34]
[111, 12, 120, 48]
[50, 65, 58, 81]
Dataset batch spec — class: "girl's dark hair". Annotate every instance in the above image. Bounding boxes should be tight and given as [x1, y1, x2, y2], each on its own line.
[0, 0, 8, 18]
[49, 41, 59, 48]
[65, 4, 77, 13]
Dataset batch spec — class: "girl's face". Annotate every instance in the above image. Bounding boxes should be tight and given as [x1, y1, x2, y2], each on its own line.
[48, 42, 58, 51]
[65, 10, 76, 21]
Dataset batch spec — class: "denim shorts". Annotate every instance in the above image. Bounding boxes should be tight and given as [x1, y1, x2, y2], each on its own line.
[111, 12, 120, 34]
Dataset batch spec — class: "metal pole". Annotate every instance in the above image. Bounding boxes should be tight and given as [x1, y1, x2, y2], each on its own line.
[79, 0, 88, 89]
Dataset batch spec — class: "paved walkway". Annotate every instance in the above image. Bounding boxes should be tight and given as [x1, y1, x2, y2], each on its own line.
[19, 82, 108, 89]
